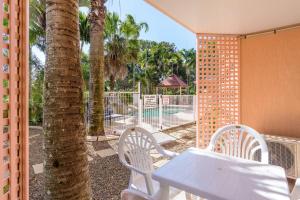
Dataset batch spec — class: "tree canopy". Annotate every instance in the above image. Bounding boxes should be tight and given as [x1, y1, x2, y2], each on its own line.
[29, 3, 196, 124]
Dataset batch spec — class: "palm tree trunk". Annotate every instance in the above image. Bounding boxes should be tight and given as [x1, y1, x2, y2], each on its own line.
[43, 0, 92, 199]
[88, 0, 105, 136]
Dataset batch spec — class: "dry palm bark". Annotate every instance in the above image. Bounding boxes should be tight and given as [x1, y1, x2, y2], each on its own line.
[88, 0, 105, 136]
[43, 0, 92, 199]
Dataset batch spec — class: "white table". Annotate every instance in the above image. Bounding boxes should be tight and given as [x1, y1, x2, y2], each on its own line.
[152, 148, 290, 200]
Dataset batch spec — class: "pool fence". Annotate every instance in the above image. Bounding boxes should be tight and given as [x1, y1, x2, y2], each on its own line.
[101, 92, 196, 135]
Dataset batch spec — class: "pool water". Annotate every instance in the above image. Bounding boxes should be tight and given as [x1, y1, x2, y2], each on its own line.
[143, 107, 184, 118]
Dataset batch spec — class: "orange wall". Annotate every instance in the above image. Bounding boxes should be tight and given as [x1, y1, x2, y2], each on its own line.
[240, 27, 300, 138]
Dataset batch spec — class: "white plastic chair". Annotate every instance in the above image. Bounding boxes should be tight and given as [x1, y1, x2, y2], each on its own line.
[207, 124, 269, 164]
[291, 178, 300, 200]
[187, 124, 270, 200]
[121, 189, 152, 200]
[118, 127, 178, 196]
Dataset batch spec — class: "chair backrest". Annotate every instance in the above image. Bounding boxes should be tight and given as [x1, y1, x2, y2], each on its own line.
[118, 127, 161, 174]
[121, 189, 151, 200]
[291, 178, 300, 200]
[207, 124, 269, 164]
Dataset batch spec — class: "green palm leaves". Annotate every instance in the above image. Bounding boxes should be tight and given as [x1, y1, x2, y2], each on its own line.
[79, 12, 90, 52]
[104, 12, 148, 90]
[29, 0, 46, 51]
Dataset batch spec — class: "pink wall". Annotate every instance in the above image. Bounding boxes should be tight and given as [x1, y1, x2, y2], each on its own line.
[240, 27, 300, 138]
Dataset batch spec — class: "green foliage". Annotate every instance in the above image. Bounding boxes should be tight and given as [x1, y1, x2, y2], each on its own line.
[3, 184, 9, 194]
[103, 39, 196, 94]
[29, 0, 90, 51]
[79, 12, 90, 52]
[179, 48, 196, 94]
[3, 95, 8, 104]
[81, 52, 90, 90]
[135, 40, 196, 94]
[3, 18, 8, 27]
[3, 80, 8, 88]
[104, 12, 148, 91]
[28, 4, 197, 126]
[3, 3, 8, 12]
[29, 0, 46, 51]
[2, 3, 8, 27]
[29, 55, 44, 125]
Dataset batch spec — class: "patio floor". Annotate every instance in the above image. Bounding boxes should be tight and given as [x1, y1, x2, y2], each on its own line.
[29, 124, 197, 200]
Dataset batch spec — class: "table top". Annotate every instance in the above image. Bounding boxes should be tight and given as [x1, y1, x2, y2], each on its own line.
[152, 148, 290, 200]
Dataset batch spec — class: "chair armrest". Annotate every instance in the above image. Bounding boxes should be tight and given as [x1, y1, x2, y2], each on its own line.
[161, 149, 179, 158]
[122, 161, 148, 176]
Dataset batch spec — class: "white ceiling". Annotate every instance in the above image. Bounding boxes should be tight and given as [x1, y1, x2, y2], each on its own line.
[145, 0, 300, 34]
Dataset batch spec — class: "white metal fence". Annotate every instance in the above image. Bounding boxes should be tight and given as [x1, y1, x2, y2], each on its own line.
[84, 91, 196, 135]
[160, 95, 196, 129]
[142, 95, 196, 130]
[101, 92, 196, 135]
[104, 92, 139, 135]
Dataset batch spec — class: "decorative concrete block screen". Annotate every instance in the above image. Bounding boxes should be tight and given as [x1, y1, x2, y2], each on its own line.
[196, 34, 240, 148]
[0, 0, 29, 199]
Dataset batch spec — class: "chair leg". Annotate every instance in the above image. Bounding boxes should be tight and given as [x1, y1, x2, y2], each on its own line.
[185, 193, 193, 200]
[145, 174, 154, 195]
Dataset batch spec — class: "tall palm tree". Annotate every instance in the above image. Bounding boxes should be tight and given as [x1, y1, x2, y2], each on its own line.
[44, 0, 92, 199]
[179, 49, 196, 93]
[88, 0, 106, 136]
[105, 13, 148, 90]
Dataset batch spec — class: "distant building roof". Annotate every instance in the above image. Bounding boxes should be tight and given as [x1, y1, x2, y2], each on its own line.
[158, 74, 188, 88]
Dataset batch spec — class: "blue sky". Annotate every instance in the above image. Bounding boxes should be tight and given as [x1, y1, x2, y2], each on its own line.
[105, 0, 195, 49]
[33, 0, 196, 62]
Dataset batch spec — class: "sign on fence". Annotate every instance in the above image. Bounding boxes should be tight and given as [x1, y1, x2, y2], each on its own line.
[162, 97, 169, 105]
[144, 95, 157, 109]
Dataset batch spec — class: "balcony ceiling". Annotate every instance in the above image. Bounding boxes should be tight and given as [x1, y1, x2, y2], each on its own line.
[145, 0, 300, 34]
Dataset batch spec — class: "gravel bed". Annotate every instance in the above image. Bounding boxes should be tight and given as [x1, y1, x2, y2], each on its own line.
[89, 155, 130, 200]
[29, 128, 130, 200]
[29, 128, 44, 200]
[29, 125, 196, 200]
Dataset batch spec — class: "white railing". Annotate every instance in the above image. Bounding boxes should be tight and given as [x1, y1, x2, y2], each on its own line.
[86, 92, 196, 135]
[160, 95, 196, 129]
[142, 95, 196, 131]
[104, 92, 139, 135]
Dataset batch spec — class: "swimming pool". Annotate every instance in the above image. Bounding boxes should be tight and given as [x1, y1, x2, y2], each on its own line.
[143, 107, 185, 118]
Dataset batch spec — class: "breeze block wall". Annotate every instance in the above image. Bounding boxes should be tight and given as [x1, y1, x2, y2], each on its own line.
[196, 34, 240, 148]
[0, 0, 29, 199]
